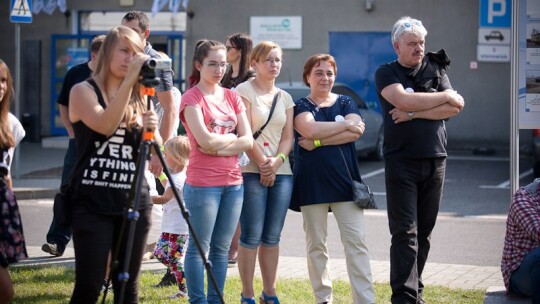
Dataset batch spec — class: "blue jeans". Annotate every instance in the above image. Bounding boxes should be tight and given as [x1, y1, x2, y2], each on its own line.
[183, 184, 244, 304]
[46, 138, 76, 253]
[509, 247, 540, 302]
[240, 173, 292, 249]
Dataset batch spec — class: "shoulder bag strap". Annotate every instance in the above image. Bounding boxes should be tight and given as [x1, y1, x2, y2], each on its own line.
[338, 146, 354, 183]
[253, 90, 281, 140]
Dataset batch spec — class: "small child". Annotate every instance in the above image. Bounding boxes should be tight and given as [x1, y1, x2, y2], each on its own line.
[151, 135, 190, 299]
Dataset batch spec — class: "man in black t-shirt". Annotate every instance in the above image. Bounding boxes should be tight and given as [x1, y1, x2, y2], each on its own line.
[374, 16, 464, 304]
[42, 35, 105, 257]
[121, 11, 176, 175]
[121, 11, 177, 287]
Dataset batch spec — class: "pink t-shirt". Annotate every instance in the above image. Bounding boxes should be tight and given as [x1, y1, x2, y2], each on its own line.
[179, 87, 246, 186]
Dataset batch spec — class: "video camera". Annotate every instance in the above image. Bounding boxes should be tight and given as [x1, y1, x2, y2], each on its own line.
[139, 58, 172, 87]
[142, 58, 172, 71]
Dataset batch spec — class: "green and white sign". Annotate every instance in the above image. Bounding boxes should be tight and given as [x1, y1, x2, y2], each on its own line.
[250, 16, 302, 49]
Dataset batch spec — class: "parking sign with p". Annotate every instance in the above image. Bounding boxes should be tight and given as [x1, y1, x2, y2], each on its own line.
[480, 0, 511, 28]
[478, 0, 511, 53]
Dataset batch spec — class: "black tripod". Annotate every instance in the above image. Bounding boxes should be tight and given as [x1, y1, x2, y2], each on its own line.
[102, 81, 225, 304]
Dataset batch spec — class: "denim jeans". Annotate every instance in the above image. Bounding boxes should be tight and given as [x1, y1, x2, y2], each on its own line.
[46, 138, 76, 253]
[385, 157, 446, 304]
[183, 183, 244, 304]
[239, 173, 292, 249]
[509, 247, 540, 302]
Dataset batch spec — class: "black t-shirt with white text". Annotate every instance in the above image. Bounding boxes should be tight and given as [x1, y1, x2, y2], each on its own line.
[71, 79, 150, 215]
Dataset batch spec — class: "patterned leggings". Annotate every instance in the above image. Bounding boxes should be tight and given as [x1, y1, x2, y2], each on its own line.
[153, 233, 189, 292]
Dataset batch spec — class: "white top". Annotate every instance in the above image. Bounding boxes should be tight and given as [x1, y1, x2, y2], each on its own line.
[1, 113, 25, 174]
[235, 80, 294, 175]
[155, 86, 181, 139]
[172, 86, 181, 137]
[161, 170, 189, 235]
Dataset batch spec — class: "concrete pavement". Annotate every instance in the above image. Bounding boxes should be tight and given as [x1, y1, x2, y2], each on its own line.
[10, 138, 529, 303]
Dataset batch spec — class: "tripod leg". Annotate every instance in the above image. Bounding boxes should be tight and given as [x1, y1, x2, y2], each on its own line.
[109, 140, 151, 304]
[150, 141, 226, 304]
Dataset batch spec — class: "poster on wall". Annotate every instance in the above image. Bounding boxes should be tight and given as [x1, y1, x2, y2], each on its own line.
[66, 48, 89, 70]
[250, 16, 302, 49]
[520, 0, 540, 128]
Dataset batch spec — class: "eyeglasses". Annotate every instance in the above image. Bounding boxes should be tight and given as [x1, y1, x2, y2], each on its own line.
[226, 46, 238, 52]
[263, 58, 282, 65]
[203, 62, 228, 70]
[393, 19, 423, 43]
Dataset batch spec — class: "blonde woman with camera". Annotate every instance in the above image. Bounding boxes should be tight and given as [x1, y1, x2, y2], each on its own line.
[68, 26, 161, 303]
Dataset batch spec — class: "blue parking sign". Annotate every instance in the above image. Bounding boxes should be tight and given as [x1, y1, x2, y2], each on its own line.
[10, 0, 33, 23]
[480, 0, 511, 28]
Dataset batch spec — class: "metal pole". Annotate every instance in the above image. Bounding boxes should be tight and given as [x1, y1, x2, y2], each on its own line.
[14, 23, 21, 179]
[510, 0, 519, 196]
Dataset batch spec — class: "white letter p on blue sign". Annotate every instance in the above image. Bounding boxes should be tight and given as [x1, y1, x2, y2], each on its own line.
[480, 0, 511, 28]
[488, 0, 506, 23]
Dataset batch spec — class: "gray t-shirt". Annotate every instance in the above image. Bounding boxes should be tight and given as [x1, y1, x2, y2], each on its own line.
[144, 42, 174, 127]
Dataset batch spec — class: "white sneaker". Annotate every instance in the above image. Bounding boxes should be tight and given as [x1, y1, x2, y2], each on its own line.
[142, 242, 157, 261]
[168, 290, 187, 299]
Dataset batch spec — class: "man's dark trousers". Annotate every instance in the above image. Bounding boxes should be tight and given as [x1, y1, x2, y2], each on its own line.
[385, 157, 446, 304]
[45, 138, 77, 254]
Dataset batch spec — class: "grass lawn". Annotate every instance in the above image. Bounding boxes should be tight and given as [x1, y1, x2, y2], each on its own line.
[10, 266, 486, 303]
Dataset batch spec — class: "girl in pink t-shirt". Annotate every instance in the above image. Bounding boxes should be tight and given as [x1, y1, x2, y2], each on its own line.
[179, 39, 252, 303]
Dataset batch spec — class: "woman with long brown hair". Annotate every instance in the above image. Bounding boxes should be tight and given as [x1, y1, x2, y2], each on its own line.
[221, 33, 255, 89]
[0, 59, 27, 304]
[180, 39, 252, 303]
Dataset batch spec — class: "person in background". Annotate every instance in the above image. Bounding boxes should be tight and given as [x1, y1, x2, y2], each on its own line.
[121, 12, 177, 284]
[221, 32, 255, 90]
[501, 178, 540, 302]
[375, 16, 464, 303]
[42, 35, 105, 257]
[121, 10, 175, 146]
[180, 39, 252, 304]
[156, 51, 182, 137]
[68, 26, 160, 303]
[290, 53, 374, 304]
[143, 51, 182, 288]
[221, 32, 255, 266]
[0, 59, 27, 304]
[235, 41, 294, 304]
[151, 135, 190, 299]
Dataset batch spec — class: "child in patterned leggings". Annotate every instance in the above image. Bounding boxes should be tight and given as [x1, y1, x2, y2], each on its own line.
[151, 135, 190, 299]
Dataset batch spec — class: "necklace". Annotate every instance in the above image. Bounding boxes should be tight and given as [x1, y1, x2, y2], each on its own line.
[307, 94, 334, 108]
[107, 92, 117, 101]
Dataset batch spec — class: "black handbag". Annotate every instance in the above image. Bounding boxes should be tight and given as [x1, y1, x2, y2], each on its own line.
[351, 180, 377, 209]
[338, 147, 377, 209]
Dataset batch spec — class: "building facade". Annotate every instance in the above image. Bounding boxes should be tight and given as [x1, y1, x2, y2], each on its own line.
[0, 0, 524, 151]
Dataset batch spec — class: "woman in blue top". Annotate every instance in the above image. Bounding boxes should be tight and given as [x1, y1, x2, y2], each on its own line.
[290, 54, 374, 304]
